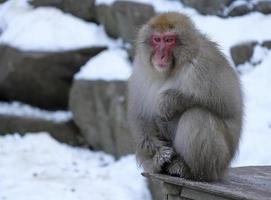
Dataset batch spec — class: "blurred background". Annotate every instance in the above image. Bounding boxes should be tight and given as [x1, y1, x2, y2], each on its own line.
[0, 0, 270, 199]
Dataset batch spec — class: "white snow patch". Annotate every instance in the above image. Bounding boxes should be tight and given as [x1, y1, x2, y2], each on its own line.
[0, 0, 115, 51]
[75, 49, 132, 81]
[0, 133, 151, 200]
[251, 45, 268, 64]
[0, 101, 72, 123]
[232, 50, 271, 167]
[236, 62, 255, 74]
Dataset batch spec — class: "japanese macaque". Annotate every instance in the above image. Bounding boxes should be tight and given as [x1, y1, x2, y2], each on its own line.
[128, 12, 243, 181]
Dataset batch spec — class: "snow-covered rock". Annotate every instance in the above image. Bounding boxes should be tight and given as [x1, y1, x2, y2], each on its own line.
[230, 41, 258, 66]
[0, 101, 81, 145]
[70, 49, 133, 157]
[0, 45, 105, 110]
[31, 0, 97, 21]
[0, 0, 114, 51]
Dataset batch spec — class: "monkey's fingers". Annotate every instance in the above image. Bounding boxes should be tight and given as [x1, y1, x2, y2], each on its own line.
[153, 146, 175, 172]
[165, 157, 191, 179]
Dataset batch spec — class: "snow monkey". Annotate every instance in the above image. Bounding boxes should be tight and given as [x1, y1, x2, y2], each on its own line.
[128, 12, 243, 181]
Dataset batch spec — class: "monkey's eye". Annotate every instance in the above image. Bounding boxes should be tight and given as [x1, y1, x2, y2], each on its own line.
[152, 36, 161, 44]
[164, 36, 175, 44]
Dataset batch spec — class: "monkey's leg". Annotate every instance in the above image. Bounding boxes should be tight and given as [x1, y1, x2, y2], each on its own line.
[137, 135, 175, 173]
[135, 119, 175, 173]
[174, 107, 233, 181]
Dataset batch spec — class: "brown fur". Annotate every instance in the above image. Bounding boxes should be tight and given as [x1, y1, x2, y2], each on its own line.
[149, 12, 193, 32]
[128, 12, 243, 181]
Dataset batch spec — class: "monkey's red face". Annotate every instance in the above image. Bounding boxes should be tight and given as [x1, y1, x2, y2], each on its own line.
[151, 32, 177, 72]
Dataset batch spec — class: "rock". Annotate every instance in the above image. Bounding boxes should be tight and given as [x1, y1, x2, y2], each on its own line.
[0, 45, 105, 110]
[63, 0, 96, 21]
[96, 4, 119, 38]
[262, 40, 271, 49]
[31, 0, 62, 9]
[69, 80, 134, 158]
[31, 0, 96, 21]
[181, 0, 233, 15]
[230, 41, 258, 66]
[255, 1, 271, 14]
[97, 1, 155, 44]
[227, 4, 252, 17]
[113, 1, 155, 44]
[0, 114, 82, 146]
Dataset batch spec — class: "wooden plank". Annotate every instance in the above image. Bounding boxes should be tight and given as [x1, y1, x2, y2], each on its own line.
[143, 166, 271, 200]
[181, 187, 231, 200]
[167, 195, 181, 200]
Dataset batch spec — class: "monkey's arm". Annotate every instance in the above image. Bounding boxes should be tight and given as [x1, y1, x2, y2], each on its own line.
[158, 88, 233, 121]
[157, 89, 195, 121]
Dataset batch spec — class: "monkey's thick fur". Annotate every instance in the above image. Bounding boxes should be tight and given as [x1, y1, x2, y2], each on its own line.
[128, 12, 243, 181]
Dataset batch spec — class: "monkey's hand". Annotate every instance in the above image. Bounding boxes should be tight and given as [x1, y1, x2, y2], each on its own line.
[157, 89, 180, 121]
[165, 156, 191, 178]
[153, 146, 175, 172]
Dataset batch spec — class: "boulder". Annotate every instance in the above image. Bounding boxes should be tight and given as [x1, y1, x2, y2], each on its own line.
[64, 0, 96, 21]
[31, 0, 97, 21]
[96, 4, 119, 38]
[255, 1, 271, 14]
[0, 114, 82, 145]
[97, 1, 155, 44]
[230, 41, 258, 66]
[69, 80, 134, 158]
[31, 0, 62, 9]
[262, 40, 271, 49]
[181, 0, 233, 15]
[0, 45, 105, 110]
[227, 4, 252, 17]
[113, 1, 155, 44]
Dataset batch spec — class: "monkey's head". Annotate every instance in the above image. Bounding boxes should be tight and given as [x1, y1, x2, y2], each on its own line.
[136, 12, 200, 74]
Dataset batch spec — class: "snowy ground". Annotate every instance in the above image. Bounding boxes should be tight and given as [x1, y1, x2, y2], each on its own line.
[0, 0, 271, 199]
[0, 133, 151, 200]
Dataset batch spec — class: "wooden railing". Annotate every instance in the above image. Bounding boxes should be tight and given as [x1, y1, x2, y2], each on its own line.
[143, 166, 271, 200]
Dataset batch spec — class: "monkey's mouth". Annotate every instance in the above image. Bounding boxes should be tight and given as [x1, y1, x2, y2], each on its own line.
[152, 52, 173, 72]
[152, 58, 172, 72]
[153, 62, 171, 72]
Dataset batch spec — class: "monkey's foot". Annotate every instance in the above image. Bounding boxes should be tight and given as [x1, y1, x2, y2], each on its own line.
[165, 157, 191, 179]
[153, 146, 175, 171]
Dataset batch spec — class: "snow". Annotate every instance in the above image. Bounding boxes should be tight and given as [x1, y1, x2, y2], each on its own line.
[193, 13, 271, 58]
[0, 133, 151, 200]
[232, 50, 271, 167]
[0, 0, 115, 51]
[0, 101, 72, 123]
[75, 49, 132, 81]
[250, 45, 269, 64]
